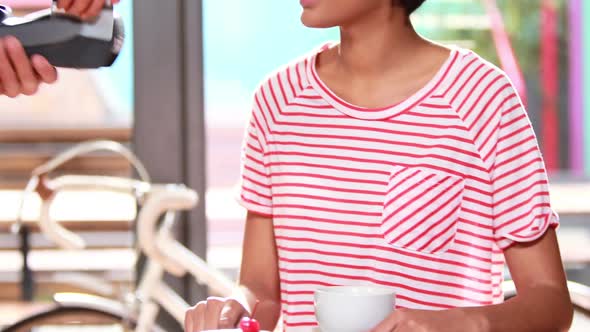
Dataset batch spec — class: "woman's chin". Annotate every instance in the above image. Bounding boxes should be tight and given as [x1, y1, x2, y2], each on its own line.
[301, 15, 336, 29]
[300, 13, 338, 28]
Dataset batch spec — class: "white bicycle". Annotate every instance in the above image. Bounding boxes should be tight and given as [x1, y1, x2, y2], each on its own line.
[4, 140, 235, 332]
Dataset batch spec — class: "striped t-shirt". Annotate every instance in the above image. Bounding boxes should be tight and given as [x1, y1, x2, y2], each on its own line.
[238, 45, 559, 330]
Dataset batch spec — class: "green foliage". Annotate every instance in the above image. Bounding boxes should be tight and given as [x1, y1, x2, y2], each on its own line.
[415, 0, 568, 75]
[414, 0, 572, 168]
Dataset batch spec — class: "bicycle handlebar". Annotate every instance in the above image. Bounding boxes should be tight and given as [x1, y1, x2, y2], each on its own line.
[16, 140, 150, 249]
[18, 140, 220, 284]
[32, 140, 150, 182]
[136, 185, 198, 277]
[35, 174, 201, 277]
[36, 174, 149, 250]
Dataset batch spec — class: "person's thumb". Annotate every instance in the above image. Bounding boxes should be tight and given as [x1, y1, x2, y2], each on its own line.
[218, 299, 248, 329]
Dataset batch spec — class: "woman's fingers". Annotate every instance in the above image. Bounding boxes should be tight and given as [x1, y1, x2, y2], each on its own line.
[203, 297, 226, 331]
[56, 0, 75, 11]
[31, 55, 58, 84]
[58, 0, 116, 19]
[185, 298, 249, 332]
[0, 37, 21, 97]
[4, 36, 38, 95]
[0, 37, 57, 98]
[82, 0, 106, 19]
[66, 0, 94, 18]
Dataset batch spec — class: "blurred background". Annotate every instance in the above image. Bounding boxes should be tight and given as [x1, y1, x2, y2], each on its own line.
[1, 0, 589, 330]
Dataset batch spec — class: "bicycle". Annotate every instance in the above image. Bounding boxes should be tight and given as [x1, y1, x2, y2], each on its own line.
[3, 140, 235, 332]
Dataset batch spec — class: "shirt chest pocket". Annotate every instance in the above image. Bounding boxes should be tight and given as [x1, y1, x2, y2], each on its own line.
[380, 165, 465, 255]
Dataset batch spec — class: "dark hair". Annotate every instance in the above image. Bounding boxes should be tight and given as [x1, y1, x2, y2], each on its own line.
[397, 0, 427, 15]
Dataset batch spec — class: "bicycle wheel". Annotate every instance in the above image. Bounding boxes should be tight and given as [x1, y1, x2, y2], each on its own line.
[2, 304, 163, 332]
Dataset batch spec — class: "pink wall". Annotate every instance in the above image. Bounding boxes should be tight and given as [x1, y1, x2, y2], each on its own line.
[2, 0, 51, 9]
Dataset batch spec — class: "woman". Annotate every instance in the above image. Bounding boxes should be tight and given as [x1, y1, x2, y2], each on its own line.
[0, 0, 116, 97]
[185, 1, 573, 331]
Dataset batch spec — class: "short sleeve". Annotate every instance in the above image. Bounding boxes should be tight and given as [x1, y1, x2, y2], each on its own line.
[491, 78, 559, 250]
[237, 112, 273, 216]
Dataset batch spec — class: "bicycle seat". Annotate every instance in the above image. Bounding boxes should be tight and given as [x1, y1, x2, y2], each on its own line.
[0, 3, 123, 68]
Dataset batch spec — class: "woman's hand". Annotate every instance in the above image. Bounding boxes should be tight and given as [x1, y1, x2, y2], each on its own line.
[56, 0, 121, 20]
[185, 211, 282, 332]
[184, 297, 249, 332]
[370, 308, 486, 332]
[0, 37, 57, 97]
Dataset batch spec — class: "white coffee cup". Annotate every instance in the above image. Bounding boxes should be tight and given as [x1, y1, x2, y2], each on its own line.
[314, 286, 396, 332]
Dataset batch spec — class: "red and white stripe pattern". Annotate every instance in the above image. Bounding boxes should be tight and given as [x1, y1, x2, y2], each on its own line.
[381, 165, 465, 254]
[238, 45, 559, 331]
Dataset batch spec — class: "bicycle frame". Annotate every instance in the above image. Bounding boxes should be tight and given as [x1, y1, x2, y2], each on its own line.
[16, 140, 235, 331]
[45, 177, 235, 330]
[133, 182, 235, 330]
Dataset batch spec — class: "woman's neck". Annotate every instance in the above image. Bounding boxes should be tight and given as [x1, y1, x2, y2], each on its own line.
[336, 8, 426, 78]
